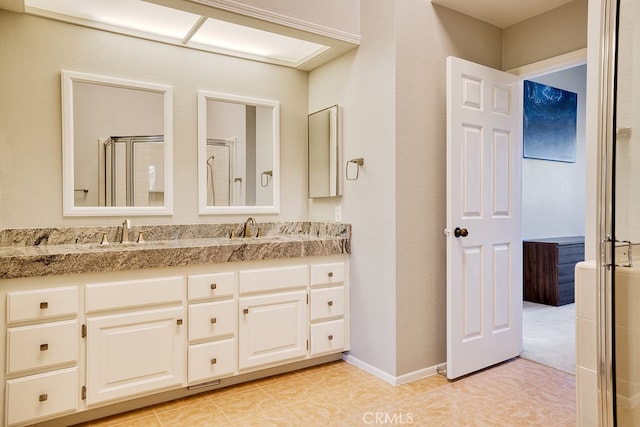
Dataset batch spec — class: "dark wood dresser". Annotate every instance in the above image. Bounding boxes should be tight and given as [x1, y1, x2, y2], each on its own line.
[523, 236, 585, 306]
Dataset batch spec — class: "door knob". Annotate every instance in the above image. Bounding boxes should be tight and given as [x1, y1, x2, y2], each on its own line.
[454, 227, 469, 238]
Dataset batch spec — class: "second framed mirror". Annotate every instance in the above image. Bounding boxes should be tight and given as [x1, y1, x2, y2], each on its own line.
[198, 90, 280, 214]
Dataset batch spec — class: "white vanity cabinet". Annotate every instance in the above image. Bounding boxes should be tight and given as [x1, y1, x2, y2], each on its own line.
[187, 272, 237, 384]
[5, 286, 80, 426]
[238, 266, 309, 370]
[1, 254, 349, 426]
[309, 262, 348, 356]
[84, 276, 186, 406]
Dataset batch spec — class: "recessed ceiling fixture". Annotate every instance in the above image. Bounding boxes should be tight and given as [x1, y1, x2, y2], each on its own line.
[24, 0, 328, 67]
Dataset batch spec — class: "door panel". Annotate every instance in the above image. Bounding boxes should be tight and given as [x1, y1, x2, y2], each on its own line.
[446, 56, 523, 379]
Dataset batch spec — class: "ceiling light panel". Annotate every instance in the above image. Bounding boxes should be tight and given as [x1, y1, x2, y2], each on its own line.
[189, 18, 327, 63]
[26, 0, 201, 40]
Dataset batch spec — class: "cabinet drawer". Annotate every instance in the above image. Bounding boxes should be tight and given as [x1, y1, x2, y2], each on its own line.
[188, 272, 236, 301]
[188, 338, 236, 384]
[310, 262, 345, 286]
[188, 300, 236, 342]
[7, 286, 78, 324]
[239, 265, 308, 294]
[6, 367, 78, 426]
[86, 276, 183, 313]
[310, 286, 345, 321]
[310, 319, 345, 356]
[7, 320, 78, 375]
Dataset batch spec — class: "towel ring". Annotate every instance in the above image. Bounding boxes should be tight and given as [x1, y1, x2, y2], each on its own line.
[346, 158, 364, 181]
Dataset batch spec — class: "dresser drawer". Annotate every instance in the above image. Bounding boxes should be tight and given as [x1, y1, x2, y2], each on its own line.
[310, 262, 345, 286]
[6, 367, 78, 426]
[188, 338, 236, 384]
[188, 300, 236, 342]
[86, 276, 183, 313]
[188, 272, 236, 302]
[7, 286, 78, 324]
[7, 320, 78, 375]
[310, 286, 345, 321]
[310, 319, 345, 356]
[239, 265, 308, 294]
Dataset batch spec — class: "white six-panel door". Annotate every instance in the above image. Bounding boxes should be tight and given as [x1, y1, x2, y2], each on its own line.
[446, 56, 523, 380]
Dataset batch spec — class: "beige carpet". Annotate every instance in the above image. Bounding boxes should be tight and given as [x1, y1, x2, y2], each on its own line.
[521, 301, 576, 375]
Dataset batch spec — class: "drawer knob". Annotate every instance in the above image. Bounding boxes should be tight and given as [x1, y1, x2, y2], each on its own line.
[40, 343, 49, 351]
[210, 283, 217, 290]
[210, 317, 217, 324]
[328, 335, 334, 341]
[39, 393, 48, 402]
[243, 308, 249, 314]
[210, 358, 217, 365]
[40, 302, 48, 309]
[328, 272, 334, 278]
[177, 319, 183, 326]
[327, 300, 333, 307]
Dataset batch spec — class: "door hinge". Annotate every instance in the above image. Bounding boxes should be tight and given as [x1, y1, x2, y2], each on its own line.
[602, 236, 633, 268]
[306, 339, 309, 350]
[81, 324, 87, 338]
[306, 294, 309, 304]
[81, 386, 86, 400]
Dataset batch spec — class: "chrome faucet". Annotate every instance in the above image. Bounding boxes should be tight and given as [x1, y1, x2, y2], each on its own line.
[242, 217, 256, 238]
[120, 219, 130, 243]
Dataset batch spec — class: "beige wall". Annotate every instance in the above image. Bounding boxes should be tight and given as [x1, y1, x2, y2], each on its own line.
[503, 0, 588, 71]
[0, 10, 308, 227]
[309, 3, 502, 377]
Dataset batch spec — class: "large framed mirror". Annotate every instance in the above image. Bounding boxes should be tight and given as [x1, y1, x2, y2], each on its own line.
[197, 90, 280, 214]
[62, 70, 173, 216]
[308, 105, 342, 198]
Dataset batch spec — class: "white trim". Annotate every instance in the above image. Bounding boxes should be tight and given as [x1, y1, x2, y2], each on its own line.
[342, 354, 446, 386]
[507, 48, 587, 78]
[191, 0, 361, 45]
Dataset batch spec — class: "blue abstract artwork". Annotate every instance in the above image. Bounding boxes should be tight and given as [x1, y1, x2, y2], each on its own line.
[523, 80, 577, 163]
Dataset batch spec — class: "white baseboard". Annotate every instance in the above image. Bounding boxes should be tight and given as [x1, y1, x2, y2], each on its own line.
[617, 391, 640, 409]
[342, 354, 447, 386]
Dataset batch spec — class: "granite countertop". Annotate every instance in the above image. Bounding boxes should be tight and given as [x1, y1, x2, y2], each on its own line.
[0, 222, 351, 279]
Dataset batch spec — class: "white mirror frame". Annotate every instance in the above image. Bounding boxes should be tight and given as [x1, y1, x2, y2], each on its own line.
[61, 70, 174, 216]
[197, 90, 280, 215]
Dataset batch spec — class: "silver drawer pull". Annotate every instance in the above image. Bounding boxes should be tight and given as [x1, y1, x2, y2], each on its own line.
[210, 358, 217, 365]
[39, 393, 48, 402]
[328, 335, 334, 341]
[210, 283, 217, 290]
[40, 343, 49, 351]
[40, 302, 48, 309]
[328, 272, 334, 278]
[210, 317, 217, 324]
[327, 301, 333, 307]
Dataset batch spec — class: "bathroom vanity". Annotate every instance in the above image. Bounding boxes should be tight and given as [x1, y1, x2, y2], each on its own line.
[0, 222, 350, 426]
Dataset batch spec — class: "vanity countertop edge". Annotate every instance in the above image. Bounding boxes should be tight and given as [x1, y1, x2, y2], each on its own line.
[0, 222, 351, 279]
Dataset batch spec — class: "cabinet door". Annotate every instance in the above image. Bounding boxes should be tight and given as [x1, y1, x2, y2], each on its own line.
[238, 290, 307, 370]
[86, 306, 185, 406]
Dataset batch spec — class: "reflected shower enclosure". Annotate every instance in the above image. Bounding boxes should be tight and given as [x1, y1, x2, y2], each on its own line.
[205, 138, 235, 206]
[101, 136, 164, 207]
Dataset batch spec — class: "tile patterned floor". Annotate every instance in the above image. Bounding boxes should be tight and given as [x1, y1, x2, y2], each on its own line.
[80, 357, 576, 426]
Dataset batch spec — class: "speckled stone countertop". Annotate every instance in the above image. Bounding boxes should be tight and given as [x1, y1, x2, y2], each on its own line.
[0, 222, 350, 279]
